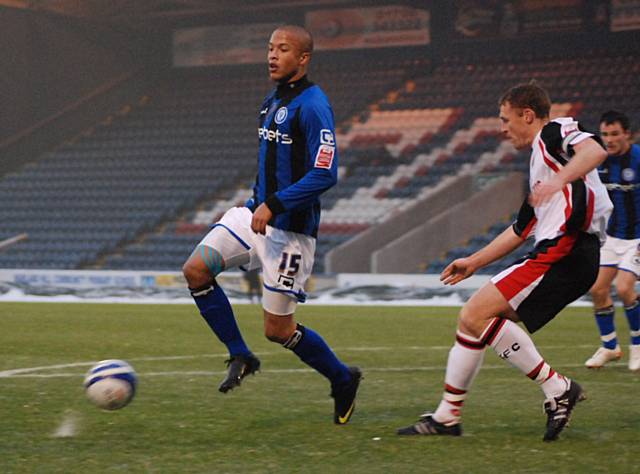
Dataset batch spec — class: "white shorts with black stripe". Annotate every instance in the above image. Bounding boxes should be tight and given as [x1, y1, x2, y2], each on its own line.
[198, 207, 315, 315]
[491, 232, 600, 333]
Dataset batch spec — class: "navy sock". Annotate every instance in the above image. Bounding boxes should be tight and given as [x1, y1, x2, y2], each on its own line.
[283, 324, 351, 386]
[594, 306, 617, 350]
[624, 299, 640, 345]
[190, 283, 251, 357]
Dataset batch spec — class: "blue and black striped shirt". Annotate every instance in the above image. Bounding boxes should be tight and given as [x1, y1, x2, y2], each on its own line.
[598, 144, 640, 239]
[248, 76, 337, 238]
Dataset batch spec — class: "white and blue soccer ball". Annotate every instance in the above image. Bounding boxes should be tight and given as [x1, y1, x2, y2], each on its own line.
[84, 359, 137, 410]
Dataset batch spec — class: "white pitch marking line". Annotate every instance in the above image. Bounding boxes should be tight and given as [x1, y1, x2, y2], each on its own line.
[0, 344, 606, 379]
[4, 361, 631, 378]
[0, 362, 99, 378]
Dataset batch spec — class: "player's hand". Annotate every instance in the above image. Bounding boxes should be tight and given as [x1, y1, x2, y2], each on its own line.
[529, 176, 563, 206]
[440, 257, 476, 286]
[251, 203, 272, 235]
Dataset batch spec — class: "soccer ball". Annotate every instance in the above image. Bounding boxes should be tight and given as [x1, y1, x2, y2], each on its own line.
[84, 359, 137, 410]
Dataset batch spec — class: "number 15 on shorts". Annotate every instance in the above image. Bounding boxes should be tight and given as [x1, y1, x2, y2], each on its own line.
[279, 252, 301, 276]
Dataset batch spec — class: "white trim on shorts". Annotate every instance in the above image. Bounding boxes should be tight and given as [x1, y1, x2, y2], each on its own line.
[198, 207, 315, 315]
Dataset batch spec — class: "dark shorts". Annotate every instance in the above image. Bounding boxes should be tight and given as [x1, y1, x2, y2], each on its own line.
[491, 232, 600, 333]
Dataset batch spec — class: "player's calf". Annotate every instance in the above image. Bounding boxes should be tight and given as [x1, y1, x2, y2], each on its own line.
[279, 322, 360, 423]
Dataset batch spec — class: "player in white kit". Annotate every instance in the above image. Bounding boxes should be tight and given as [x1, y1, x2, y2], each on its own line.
[397, 83, 612, 441]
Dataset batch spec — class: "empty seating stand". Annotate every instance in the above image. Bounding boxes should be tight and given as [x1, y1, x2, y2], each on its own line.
[0, 50, 637, 273]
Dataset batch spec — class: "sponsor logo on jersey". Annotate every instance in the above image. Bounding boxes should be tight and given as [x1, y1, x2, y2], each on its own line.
[258, 127, 293, 144]
[314, 144, 335, 169]
[320, 129, 335, 145]
[275, 107, 288, 124]
[622, 168, 635, 182]
[260, 107, 269, 115]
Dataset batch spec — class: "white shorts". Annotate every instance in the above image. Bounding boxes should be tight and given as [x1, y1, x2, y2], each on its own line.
[600, 235, 640, 276]
[198, 207, 315, 315]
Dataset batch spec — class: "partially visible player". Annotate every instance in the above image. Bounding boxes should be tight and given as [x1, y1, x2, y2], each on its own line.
[397, 83, 612, 441]
[182, 25, 361, 425]
[586, 111, 640, 371]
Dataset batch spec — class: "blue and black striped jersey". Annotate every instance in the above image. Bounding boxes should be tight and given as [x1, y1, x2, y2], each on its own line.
[598, 144, 640, 239]
[247, 76, 337, 238]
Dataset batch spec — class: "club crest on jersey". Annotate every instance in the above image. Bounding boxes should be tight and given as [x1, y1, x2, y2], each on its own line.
[314, 144, 335, 169]
[275, 107, 288, 124]
[622, 168, 635, 182]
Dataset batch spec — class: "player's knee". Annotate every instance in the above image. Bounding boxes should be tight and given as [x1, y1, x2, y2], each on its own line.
[458, 306, 484, 338]
[590, 284, 608, 300]
[264, 327, 290, 344]
[590, 285, 611, 308]
[182, 260, 210, 289]
[617, 283, 637, 305]
[263, 313, 297, 344]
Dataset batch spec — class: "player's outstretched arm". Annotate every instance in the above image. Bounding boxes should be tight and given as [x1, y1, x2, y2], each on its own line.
[440, 257, 477, 286]
[440, 226, 523, 285]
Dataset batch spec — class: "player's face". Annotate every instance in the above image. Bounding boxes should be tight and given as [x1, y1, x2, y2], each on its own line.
[499, 102, 533, 150]
[599, 121, 631, 156]
[268, 30, 308, 83]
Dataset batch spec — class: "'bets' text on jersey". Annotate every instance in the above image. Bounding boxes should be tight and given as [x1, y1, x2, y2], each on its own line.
[258, 127, 292, 144]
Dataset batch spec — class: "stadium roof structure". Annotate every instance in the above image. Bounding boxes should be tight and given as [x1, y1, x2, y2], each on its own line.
[0, 0, 357, 24]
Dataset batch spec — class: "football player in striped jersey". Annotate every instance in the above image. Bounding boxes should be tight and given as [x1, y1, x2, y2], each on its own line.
[398, 82, 612, 441]
[586, 111, 640, 371]
[182, 25, 360, 425]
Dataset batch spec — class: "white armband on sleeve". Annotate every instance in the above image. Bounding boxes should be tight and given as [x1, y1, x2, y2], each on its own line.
[561, 130, 592, 155]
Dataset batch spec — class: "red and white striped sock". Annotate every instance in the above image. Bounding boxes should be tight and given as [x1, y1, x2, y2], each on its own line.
[433, 330, 486, 424]
[483, 318, 568, 399]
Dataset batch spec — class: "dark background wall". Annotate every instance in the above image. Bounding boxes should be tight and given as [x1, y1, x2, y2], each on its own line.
[0, 8, 158, 142]
[1, 0, 639, 158]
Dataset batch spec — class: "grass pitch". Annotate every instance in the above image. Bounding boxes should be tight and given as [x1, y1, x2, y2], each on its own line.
[1, 302, 638, 473]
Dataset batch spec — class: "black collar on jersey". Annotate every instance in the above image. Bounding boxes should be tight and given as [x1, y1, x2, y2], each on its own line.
[276, 75, 312, 100]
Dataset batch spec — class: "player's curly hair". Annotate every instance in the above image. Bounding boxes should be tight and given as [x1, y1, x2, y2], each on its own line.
[499, 81, 551, 119]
